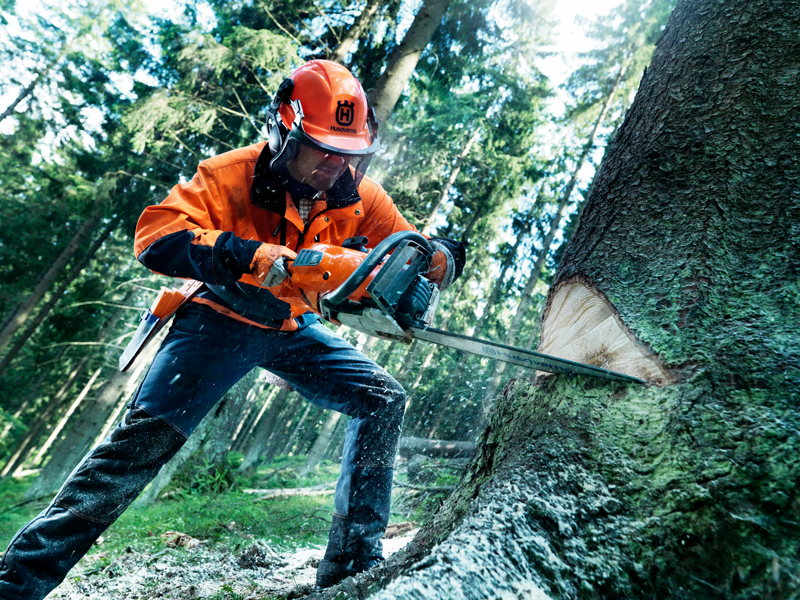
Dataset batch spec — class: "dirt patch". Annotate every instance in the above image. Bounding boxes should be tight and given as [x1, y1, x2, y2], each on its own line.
[45, 529, 419, 599]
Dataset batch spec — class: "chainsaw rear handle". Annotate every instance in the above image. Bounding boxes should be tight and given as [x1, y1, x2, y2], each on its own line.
[323, 231, 434, 308]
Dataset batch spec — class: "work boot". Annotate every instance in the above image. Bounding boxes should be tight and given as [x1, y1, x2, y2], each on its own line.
[315, 556, 383, 590]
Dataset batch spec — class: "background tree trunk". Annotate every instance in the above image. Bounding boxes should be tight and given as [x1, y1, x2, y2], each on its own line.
[22, 327, 164, 499]
[301, 411, 342, 475]
[0, 47, 67, 123]
[0, 217, 119, 378]
[0, 356, 89, 477]
[0, 209, 102, 357]
[332, 0, 382, 64]
[369, 0, 452, 123]
[421, 128, 480, 235]
[237, 387, 288, 473]
[341, 1, 800, 598]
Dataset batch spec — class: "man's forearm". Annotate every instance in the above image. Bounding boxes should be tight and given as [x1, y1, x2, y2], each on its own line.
[137, 230, 262, 285]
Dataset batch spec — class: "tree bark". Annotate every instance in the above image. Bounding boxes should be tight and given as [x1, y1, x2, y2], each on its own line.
[20, 367, 103, 497]
[0, 209, 102, 358]
[281, 402, 315, 456]
[369, 0, 452, 123]
[0, 216, 118, 379]
[334, 2, 800, 598]
[397, 436, 475, 459]
[332, 0, 382, 64]
[323, 413, 348, 461]
[238, 387, 292, 472]
[237, 386, 282, 472]
[263, 391, 305, 462]
[230, 379, 269, 453]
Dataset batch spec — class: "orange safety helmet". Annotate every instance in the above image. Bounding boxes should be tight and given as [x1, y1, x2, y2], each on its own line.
[265, 60, 379, 185]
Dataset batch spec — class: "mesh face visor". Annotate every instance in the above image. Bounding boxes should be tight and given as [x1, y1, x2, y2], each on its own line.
[270, 98, 380, 189]
[289, 127, 377, 188]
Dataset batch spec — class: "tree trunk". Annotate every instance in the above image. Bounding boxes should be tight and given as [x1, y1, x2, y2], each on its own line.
[421, 128, 480, 235]
[345, 2, 800, 598]
[0, 347, 67, 444]
[237, 387, 291, 472]
[0, 216, 118, 379]
[332, 0, 382, 64]
[511, 63, 625, 348]
[0, 209, 102, 358]
[22, 327, 164, 498]
[237, 386, 281, 471]
[263, 392, 305, 462]
[397, 436, 475, 459]
[282, 403, 318, 456]
[197, 371, 259, 466]
[0, 357, 89, 478]
[135, 370, 256, 504]
[20, 367, 103, 497]
[322, 413, 348, 461]
[300, 410, 342, 475]
[431, 213, 535, 411]
[369, 0, 452, 123]
[479, 68, 628, 403]
[0, 48, 67, 123]
[230, 379, 269, 453]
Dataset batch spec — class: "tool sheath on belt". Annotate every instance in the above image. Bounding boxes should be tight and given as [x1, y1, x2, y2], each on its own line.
[118, 280, 204, 372]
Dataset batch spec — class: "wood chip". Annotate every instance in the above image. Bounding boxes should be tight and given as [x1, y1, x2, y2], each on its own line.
[161, 530, 204, 549]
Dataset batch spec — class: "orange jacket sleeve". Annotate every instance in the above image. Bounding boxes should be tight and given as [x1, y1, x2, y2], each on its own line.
[134, 162, 262, 285]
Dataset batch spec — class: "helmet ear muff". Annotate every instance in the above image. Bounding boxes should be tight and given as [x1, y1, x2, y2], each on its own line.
[267, 114, 284, 156]
[266, 78, 295, 156]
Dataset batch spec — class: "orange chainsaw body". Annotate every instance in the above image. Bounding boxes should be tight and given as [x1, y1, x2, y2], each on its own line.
[284, 243, 380, 312]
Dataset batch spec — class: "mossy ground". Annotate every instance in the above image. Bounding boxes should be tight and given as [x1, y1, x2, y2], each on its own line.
[0, 452, 447, 599]
[1, 454, 344, 563]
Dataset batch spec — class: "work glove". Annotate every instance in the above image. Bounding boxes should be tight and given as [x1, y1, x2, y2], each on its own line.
[251, 243, 297, 288]
[424, 242, 456, 290]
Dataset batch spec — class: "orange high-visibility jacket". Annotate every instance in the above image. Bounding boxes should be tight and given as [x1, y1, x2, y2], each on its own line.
[134, 141, 418, 331]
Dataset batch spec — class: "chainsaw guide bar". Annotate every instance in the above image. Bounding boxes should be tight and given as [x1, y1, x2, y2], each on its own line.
[409, 326, 645, 384]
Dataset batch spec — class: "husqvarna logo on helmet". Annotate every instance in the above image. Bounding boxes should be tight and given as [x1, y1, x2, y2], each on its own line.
[335, 100, 355, 126]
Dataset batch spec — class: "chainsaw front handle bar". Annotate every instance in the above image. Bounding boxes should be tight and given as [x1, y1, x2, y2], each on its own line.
[324, 231, 434, 308]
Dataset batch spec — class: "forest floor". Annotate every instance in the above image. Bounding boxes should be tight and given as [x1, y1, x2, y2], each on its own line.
[0, 453, 460, 599]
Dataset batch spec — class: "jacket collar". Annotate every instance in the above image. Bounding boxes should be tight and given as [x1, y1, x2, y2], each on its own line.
[250, 144, 361, 214]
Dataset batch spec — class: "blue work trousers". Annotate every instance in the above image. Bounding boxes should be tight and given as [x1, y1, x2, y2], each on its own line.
[0, 303, 406, 599]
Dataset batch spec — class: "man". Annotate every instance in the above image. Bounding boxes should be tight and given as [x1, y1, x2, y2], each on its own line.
[0, 60, 464, 598]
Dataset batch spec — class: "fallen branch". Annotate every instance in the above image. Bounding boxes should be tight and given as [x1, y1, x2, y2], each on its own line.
[383, 521, 417, 539]
[397, 436, 476, 459]
[244, 483, 336, 501]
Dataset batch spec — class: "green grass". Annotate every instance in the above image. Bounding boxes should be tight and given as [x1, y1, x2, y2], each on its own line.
[0, 455, 343, 563]
[0, 473, 45, 548]
[0, 452, 442, 576]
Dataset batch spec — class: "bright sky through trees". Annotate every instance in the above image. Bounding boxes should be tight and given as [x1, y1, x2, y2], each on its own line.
[539, 0, 625, 87]
[1, 0, 624, 133]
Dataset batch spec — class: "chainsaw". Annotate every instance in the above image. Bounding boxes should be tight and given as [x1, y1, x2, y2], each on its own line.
[267, 230, 644, 385]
